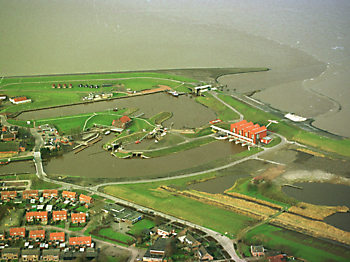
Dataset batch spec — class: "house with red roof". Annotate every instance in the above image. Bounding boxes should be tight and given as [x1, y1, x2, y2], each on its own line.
[71, 213, 86, 224]
[69, 236, 92, 247]
[112, 115, 132, 129]
[9, 96, 32, 104]
[62, 191, 77, 200]
[50, 232, 65, 242]
[52, 210, 67, 221]
[79, 194, 93, 204]
[23, 190, 39, 200]
[29, 229, 45, 240]
[1, 191, 17, 201]
[43, 189, 58, 198]
[26, 211, 48, 223]
[9, 227, 25, 238]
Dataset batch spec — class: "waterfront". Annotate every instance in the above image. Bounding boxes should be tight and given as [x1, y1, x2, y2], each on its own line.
[282, 182, 350, 232]
[1, 1, 349, 136]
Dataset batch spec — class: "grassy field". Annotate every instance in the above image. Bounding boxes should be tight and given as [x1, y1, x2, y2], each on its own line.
[244, 224, 350, 262]
[146, 133, 186, 150]
[98, 228, 134, 244]
[149, 111, 172, 125]
[218, 94, 350, 157]
[196, 95, 239, 122]
[143, 136, 215, 158]
[128, 219, 156, 236]
[16, 174, 59, 190]
[103, 176, 256, 236]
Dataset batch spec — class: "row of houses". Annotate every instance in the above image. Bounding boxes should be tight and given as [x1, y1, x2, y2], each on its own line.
[1, 190, 93, 205]
[1, 125, 19, 142]
[2, 248, 60, 261]
[25, 210, 86, 224]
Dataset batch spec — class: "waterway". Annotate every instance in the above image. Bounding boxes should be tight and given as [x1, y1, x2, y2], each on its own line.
[282, 182, 350, 232]
[18, 93, 215, 130]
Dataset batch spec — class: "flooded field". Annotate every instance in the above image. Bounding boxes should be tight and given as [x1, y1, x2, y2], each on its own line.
[18, 93, 216, 129]
[282, 182, 350, 232]
[0, 161, 36, 175]
[43, 136, 246, 179]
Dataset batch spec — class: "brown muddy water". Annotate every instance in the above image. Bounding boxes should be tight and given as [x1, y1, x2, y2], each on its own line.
[18, 93, 216, 129]
[188, 174, 249, 194]
[282, 182, 350, 232]
[43, 136, 246, 179]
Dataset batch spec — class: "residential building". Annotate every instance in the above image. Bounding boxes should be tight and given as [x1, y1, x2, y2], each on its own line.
[143, 238, 170, 262]
[43, 189, 58, 198]
[1, 191, 17, 201]
[62, 191, 76, 200]
[9, 96, 32, 104]
[22, 249, 40, 261]
[26, 211, 48, 222]
[19, 141, 26, 152]
[1, 247, 20, 261]
[156, 225, 175, 237]
[29, 230, 45, 240]
[23, 190, 39, 200]
[1, 132, 16, 141]
[69, 236, 92, 247]
[50, 232, 65, 242]
[52, 210, 67, 221]
[9, 227, 25, 238]
[79, 194, 93, 204]
[178, 234, 201, 250]
[112, 115, 132, 129]
[42, 249, 60, 261]
[251, 245, 265, 257]
[0, 95, 7, 100]
[71, 213, 86, 224]
[197, 246, 214, 261]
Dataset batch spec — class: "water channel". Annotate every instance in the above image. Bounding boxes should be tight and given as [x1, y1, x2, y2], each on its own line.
[282, 182, 350, 232]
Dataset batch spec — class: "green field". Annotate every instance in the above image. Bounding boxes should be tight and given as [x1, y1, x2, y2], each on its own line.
[244, 224, 350, 262]
[98, 228, 134, 244]
[17, 174, 59, 190]
[128, 219, 156, 236]
[103, 175, 256, 236]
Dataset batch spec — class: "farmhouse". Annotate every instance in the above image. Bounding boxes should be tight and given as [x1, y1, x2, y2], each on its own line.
[9, 96, 32, 104]
[112, 115, 132, 130]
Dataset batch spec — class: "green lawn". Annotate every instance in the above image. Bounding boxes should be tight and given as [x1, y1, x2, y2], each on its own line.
[128, 219, 156, 236]
[69, 226, 85, 231]
[75, 206, 89, 212]
[149, 111, 172, 125]
[103, 176, 256, 236]
[91, 194, 105, 200]
[16, 174, 59, 190]
[146, 133, 186, 150]
[244, 224, 350, 262]
[98, 228, 134, 244]
[196, 95, 239, 122]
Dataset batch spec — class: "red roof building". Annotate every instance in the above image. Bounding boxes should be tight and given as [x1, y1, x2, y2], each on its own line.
[43, 189, 58, 198]
[29, 230, 45, 240]
[9, 227, 25, 238]
[1, 191, 17, 201]
[26, 211, 48, 222]
[71, 213, 86, 224]
[112, 115, 132, 129]
[62, 191, 77, 200]
[9, 96, 32, 104]
[230, 120, 268, 144]
[79, 194, 93, 204]
[69, 236, 91, 247]
[52, 210, 67, 221]
[23, 190, 39, 199]
[50, 232, 65, 242]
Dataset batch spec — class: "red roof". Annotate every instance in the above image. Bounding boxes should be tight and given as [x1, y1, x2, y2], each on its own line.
[71, 213, 86, 219]
[79, 194, 92, 203]
[50, 232, 65, 242]
[69, 236, 91, 245]
[119, 115, 132, 123]
[10, 227, 25, 236]
[29, 230, 45, 238]
[62, 191, 77, 198]
[13, 97, 28, 102]
[53, 210, 67, 216]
